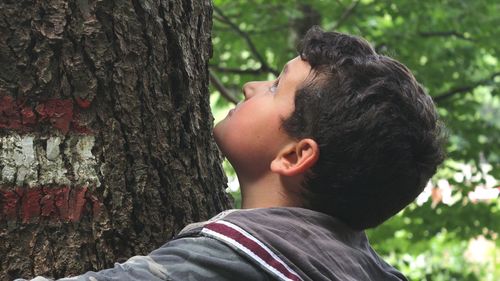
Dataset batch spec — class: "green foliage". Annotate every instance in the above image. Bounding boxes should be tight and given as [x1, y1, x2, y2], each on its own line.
[210, 0, 500, 279]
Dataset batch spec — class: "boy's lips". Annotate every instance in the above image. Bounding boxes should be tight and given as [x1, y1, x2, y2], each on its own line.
[228, 101, 243, 116]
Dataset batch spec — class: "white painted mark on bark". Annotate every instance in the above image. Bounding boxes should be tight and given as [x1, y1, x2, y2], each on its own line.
[0, 134, 38, 186]
[39, 135, 69, 186]
[0, 134, 99, 187]
[46, 136, 61, 160]
[69, 135, 100, 186]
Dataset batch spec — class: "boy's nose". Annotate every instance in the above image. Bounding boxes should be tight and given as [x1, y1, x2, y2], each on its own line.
[242, 81, 257, 100]
[242, 81, 268, 100]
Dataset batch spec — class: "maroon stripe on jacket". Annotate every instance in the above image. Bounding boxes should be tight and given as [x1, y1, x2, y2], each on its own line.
[205, 221, 301, 281]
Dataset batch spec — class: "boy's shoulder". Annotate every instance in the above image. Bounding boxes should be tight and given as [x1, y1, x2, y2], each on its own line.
[177, 207, 348, 237]
[178, 207, 356, 238]
[177, 207, 406, 281]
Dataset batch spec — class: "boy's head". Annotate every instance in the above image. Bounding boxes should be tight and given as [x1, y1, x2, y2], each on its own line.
[214, 57, 314, 182]
[284, 26, 445, 229]
[214, 26, 445, 230]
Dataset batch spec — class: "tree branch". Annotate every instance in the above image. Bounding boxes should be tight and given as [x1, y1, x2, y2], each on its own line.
[419, 31, 473, 41]
[331, 0, 360, 31]
[213, 6, 279, 76]
[213, 23, 290, 35]
[209, 70, 239, 104]
[433, 72, 500, 102]
[209, 65, 267, 75]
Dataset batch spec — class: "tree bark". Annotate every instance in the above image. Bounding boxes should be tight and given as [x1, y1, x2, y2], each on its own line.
[0, 0, 231, 279]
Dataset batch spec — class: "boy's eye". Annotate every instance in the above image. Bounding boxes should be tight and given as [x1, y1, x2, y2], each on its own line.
[269, 80, 279, 93]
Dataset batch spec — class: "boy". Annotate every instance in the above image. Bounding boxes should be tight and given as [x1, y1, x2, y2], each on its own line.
[19, 26, 444, 281]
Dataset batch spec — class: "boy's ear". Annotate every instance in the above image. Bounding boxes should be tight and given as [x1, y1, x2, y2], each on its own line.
[270, 138, 319, 176]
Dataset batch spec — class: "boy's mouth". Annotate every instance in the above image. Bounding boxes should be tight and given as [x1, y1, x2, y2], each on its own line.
[228, 101, 242, 116]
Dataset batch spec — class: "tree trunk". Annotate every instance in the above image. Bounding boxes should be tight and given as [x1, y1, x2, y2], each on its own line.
[0, 0, 231, 279]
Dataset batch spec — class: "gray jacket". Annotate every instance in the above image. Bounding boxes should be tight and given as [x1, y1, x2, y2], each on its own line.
[17, 207, 407, 281]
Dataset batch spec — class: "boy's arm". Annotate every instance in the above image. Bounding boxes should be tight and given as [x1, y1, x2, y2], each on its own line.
[15, 236, 273, 281]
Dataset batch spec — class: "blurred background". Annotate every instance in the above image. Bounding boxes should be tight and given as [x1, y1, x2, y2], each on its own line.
[208, 0, 499, 280]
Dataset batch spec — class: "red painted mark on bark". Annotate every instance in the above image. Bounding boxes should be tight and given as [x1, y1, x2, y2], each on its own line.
[35, 99, 74, 134]
[0, 95, 22, 129]
[40, 192, 56, 217]
[0, 186, 102, 223]
[21, 106, 36, 126]
[22, 189, 42, 223]
[75, 97, 92, 109]
[1, 189, 21, 219]
[69, 186, 87, 222]
[0, 95, 92, 134]
[53, 187, 70, 220]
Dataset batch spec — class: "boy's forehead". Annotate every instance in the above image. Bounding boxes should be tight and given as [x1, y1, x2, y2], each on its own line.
[286, 56, 307, 69]
[282, 56, 312, 83]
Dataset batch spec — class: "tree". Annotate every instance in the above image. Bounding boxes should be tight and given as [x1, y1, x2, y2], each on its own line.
[0, 0, 231, 279]
[209, 0, 500, 280]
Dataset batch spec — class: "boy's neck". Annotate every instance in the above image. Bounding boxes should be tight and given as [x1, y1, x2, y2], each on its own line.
[238, 173, 303, 209]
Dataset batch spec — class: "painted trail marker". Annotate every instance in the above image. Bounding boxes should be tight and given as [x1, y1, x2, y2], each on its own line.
[0, 96, 102, 223]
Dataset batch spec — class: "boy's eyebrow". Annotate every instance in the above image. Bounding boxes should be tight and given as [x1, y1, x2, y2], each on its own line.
[275, 63, 288, 81]
[283, 63, 289, 74]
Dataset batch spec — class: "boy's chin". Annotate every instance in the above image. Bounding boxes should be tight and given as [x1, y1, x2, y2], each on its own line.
[212, 135, 225, 156]
[213, 120, 230, 144]
[213, 123, 222, 143]
[212, 124, 227, 156]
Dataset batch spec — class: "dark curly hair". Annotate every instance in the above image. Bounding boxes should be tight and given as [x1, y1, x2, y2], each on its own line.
[283, 26, 446, 230]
